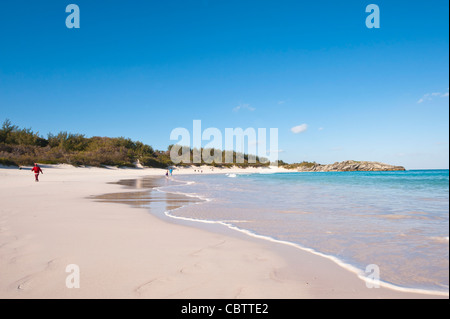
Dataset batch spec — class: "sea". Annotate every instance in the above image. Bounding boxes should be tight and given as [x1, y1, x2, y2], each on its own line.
[151, 169, 449, 295]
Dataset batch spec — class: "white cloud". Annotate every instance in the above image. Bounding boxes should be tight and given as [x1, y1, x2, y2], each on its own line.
[291, 124, 308, 134]
[417, 93, 430, 104]
[233, 103, 255, 112]
[318, 127, 324, 131]
[417, 89, 449, 103]
[277, 100, 286, 105]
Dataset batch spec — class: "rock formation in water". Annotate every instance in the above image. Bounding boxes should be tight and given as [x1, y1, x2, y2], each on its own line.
[288, 160, 405, 172]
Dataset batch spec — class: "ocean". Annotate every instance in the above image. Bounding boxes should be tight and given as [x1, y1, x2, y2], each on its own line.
[154, 169, 449, 295]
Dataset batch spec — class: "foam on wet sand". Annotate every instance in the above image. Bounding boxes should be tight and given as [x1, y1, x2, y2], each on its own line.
[0, 165, 446, 298]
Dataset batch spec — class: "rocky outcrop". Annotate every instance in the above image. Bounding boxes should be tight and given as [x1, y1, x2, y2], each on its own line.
[292, 160, 405, 172]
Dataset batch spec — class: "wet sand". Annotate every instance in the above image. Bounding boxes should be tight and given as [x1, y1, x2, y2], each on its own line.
[0, 165, 446, 298]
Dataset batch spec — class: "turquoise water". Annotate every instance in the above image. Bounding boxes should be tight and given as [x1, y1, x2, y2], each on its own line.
[158, 170, 449, 294]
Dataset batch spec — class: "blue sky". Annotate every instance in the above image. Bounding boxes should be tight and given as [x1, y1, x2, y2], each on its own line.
[0, 0, 448, 169]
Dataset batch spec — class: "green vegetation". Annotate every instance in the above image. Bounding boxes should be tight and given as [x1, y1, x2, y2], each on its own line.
[0, 120, 170, 167]
[0, 158, 18, 167]
[167, 145, 270, 168]
[282, 161, 317, 170]
[1, 120, 376, 170]
[0, 120, 269, 168]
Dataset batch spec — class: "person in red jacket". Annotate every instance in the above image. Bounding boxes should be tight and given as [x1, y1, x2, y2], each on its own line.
[31, 163, 43, 182]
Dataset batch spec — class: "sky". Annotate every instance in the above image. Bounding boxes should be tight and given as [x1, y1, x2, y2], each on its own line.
[0, 0, 448, 169]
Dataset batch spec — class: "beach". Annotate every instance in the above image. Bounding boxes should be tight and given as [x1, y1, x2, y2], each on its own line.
[0, 165, 447, 299]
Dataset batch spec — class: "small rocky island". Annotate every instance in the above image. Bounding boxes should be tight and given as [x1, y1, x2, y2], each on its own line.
[285, 160, 406, 172]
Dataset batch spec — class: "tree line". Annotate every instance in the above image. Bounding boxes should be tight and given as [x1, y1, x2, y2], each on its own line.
[0, 120, 275, 168]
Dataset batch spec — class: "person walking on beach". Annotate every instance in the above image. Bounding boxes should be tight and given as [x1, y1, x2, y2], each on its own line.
[169, 168, 173, 176]
[31, 163, 43, 182]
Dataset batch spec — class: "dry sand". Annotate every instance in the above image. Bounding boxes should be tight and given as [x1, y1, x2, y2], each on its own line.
[0, 164, 447, 299]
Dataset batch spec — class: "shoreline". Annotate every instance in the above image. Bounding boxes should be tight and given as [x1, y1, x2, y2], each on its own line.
[162, 209, 450, 297]
[0, 165, 447, 298]
[151, 175, 449, 297]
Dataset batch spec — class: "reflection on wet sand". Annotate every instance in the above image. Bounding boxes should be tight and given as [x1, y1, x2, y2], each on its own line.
[94, 176, 201, 212]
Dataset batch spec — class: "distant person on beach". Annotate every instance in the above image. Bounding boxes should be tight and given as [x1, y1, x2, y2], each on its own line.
[31, 163, 43, 182]
[169, 168, 173, 176]
[165, 170, 169, 178]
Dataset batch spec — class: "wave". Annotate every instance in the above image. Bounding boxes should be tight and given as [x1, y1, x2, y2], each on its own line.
[153, 177, 449, 297]
[429, 236, 450, 244]
[162, 206, 448, 296]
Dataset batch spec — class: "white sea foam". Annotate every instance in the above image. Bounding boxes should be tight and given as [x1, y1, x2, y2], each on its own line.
[162, 207, 448, 297]
[429, 236, 450, 243]
[151, 173, 449, 297]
